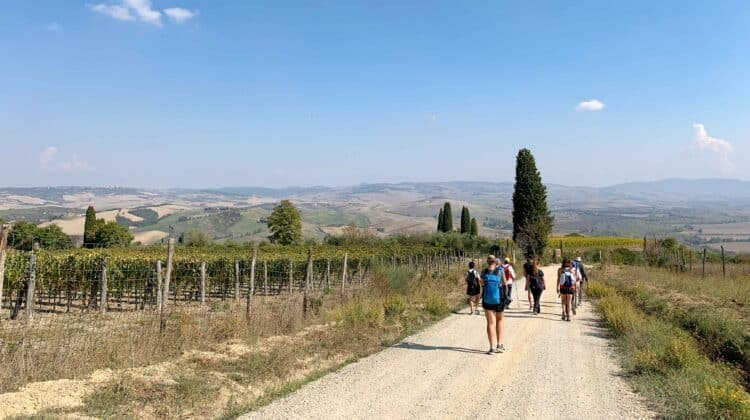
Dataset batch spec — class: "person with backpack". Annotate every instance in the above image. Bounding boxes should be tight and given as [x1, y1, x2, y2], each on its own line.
[480, 255, 506, 354]
[523, 255, 534, 311]
[465, 261, 481, 315]
[570, 257, 583, 314]
[501, 257, 515, 309]
[557, 257, 576, 321]
[527, 257, 545, 314]
[575, 256, 588, 306]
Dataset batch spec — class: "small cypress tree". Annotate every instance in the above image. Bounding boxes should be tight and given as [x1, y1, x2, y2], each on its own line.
[512, 148, 554, 256]
[83, 206, 97, 248]
[442, 202, 453, 232]
[437, 208, 444, 232]
[460, 206, 471, 234]
[470, 218, 479, 236]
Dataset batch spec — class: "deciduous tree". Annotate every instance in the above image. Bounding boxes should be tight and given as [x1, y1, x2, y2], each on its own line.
[268, 200, 303, 245]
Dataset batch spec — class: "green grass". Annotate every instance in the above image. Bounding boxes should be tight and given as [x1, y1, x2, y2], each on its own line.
[588, 267, 750, 419]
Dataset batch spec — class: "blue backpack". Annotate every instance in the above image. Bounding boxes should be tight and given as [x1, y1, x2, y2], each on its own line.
[482, 267, 503, 305]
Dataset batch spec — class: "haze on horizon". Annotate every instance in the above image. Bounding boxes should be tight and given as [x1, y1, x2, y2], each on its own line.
[1, 1, 748, 188]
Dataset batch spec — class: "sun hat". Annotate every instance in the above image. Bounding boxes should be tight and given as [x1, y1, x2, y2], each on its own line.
[487, 254, 497, 262]
[503, 257, 511, 263]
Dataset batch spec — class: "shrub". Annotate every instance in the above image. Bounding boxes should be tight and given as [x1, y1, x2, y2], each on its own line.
[704, 385, 750, 419]
[586, 283, 614, 299]
[424, 292, 449, 316]
[383, 296, 407, 318]
[335, 300, 384, 328]
[599, 295, 637, 336]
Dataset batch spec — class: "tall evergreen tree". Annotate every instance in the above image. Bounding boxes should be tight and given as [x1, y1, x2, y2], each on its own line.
[437, 208, 444, 232]
[460, 206, 471, 234]
[512, 148, 554, 257]
[83, 206, 97, 248]
[442, 202, 453, 232]
[470, 218, 478, 236]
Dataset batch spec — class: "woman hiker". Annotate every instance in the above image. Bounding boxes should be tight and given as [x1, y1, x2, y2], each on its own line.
[480, 255, 506, 354]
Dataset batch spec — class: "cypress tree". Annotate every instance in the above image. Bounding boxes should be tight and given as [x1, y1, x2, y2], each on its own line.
[437, 208, 444, 232]
[512, 148, 554, 256]
[470, 218, 478, 236]
[460, 206, 471, 234]
[83, 206, 97, 248]
[442, 202, 453, 232]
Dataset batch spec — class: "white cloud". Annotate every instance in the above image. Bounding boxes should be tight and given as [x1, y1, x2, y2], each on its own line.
[89, 4, 135, 21]
[89, 0, 175, 26]
[164, 7, 196, 23]
[692, 123, 734, 172]
[40, 22, 63, 31]
[40, 147, 93, 172]
[123, 0, 162, 26]
[576, 99, 605, 111]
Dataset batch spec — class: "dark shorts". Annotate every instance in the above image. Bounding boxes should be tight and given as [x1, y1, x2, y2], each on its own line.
[560, 287, 575, 295]
[482, 302, 505, 312]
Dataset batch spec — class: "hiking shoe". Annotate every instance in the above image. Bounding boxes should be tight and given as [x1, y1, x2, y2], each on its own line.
[475, 310, 481, 315]
[496, 344, 506, 353]
[487, 348, 495, 355]
[572, 308, 577, 315]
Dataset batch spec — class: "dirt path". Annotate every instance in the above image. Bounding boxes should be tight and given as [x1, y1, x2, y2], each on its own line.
[242, 265, 653, 420]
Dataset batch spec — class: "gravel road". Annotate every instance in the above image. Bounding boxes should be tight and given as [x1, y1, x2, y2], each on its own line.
[242, 265, 653, 420]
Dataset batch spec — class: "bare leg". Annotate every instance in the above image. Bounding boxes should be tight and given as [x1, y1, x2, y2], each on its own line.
[485, 309, 497, 349]
[496, 311, 504, 345]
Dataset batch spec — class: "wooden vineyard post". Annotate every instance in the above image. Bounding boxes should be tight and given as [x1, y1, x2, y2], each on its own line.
[357, 260, 363, 286]
[288, 260, 294, 294]
[702, 248, 707, 278]
[156, 260, 163, 312]
[689, 250, 693, 273]
[341, 253, 348, 293]
[721, 246, 726, 278]
[234, 260, 241, 302]
[246, 247, 257, 320]
[0, 224, 9, 317]
[100, 258, 108, 314]
[200, 262, 206, 306]
[160, 238, 175, 332]
[325, 260, 331, 290]
[26, 252, 37, 320]
[303, 248, 312, 317]
[263, 261, 268, 296]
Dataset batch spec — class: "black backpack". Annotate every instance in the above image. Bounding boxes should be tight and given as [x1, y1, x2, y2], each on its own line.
[466, 270, 480, 291]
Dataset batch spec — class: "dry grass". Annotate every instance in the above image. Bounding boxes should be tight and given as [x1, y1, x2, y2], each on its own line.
[589, 264, 750, 419]
[0, 264, 465, 418]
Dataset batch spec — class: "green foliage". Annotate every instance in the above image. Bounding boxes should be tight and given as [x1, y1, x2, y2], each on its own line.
[84, 206, 97, 248]
[460, 206, 470, 234]
[267, 200, 302, 245]
[437, 208, 444, 232]
[470, 218, 478, 236]
[383, 295, 407, 317]
[441, 202, 453, 232]
[92, 221, 134, 248]
[8, 221, 72, 251]
[335, 300, 384, 328]
[424, 292, 449, 316]
[182, 230, 210, 247]
[598, 294, 637, 336]
[512, 148, 554, 257]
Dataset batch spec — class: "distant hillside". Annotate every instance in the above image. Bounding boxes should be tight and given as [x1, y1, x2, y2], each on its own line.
[1, 179, 749, 250]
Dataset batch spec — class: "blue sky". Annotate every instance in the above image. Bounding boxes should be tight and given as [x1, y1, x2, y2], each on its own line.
[1, 1, 748, 188]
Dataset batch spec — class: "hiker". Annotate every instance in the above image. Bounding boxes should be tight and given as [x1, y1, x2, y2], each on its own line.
[527, 257, 545, 314]
[557, 257, 575, 321]
[575, 256, 588, 304]
[480, 255, 506, 354]
[570, 257, 583, 313]
[465, 261, 481, 315]
[523, 255, 534, 310]
[501, 257, 515, 309]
